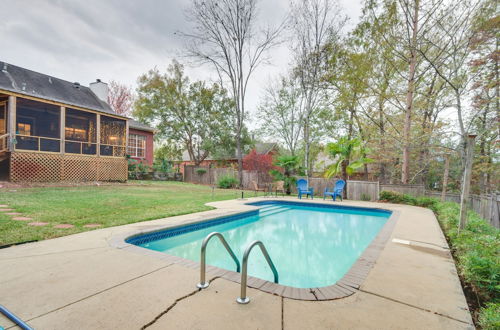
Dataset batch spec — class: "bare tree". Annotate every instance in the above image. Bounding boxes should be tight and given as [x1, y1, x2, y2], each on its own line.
[258, 75, 304, 155]
[417, 0, 482, 166]
[368, 0, 461, 183]
[180, 0, 283, 186]
[108, 80, 134, 116]
[400, 0, 420, 184]
[290, 0, 346, 178]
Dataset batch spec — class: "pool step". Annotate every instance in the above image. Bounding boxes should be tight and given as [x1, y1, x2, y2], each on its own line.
[259, 205, 281, 212]
[259, 206, 289, 217]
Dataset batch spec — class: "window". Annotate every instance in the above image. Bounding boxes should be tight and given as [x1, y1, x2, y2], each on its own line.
[17, 122, 32, 136]
[128, 134, 146, 158]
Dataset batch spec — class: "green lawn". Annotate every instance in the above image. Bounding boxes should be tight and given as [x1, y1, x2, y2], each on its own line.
[0, 181, 245, 246]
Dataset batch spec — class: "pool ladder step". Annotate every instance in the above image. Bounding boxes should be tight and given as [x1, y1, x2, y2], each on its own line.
[197, 231, 279, 305]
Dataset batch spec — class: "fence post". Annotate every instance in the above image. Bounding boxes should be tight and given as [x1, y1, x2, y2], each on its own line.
[459, 134, 476, 231]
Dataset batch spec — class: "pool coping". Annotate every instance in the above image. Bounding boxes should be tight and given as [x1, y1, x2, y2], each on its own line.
[110, 198, 400, 301]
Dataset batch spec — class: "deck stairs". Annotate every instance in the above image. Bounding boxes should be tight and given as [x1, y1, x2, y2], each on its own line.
[258, 205, 289, 217]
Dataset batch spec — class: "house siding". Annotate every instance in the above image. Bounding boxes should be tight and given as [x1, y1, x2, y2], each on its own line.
[128, 128, 154, 166]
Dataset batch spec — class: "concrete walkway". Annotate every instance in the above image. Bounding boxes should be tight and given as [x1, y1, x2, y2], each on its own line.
[0, 198, 474, 329]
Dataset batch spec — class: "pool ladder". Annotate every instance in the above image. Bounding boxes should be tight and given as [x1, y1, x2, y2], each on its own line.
[197, 231, 279, 304]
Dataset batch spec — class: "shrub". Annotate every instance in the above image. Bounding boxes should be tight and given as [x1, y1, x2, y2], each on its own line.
[379, 191, 436, 209]
[153, 159, 172, 173]
[195, 168, 207, 175]
[128, 159, 138, 172]
[379, 190, 500, 326]
[217, 175, 238, 189]
[479, 303, 500, 330]
[360, 193, 371, 201]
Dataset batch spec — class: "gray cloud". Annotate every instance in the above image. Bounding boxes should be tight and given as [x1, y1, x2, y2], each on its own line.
[0, 0, 362, 118]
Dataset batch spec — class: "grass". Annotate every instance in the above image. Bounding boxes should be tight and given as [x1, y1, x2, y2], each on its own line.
[0, 181, 247, 246]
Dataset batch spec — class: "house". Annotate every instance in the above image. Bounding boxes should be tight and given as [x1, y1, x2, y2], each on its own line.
[176, 150, 238, 174]
[0, 61, 154, 182]
[128, 119, 154, 166]
[176, 142, 279, 174]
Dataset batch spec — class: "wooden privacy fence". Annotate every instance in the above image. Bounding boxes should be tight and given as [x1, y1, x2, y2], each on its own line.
[426, 191, 499, 228]
[184, 167, 499, 228]
[183, 166, 272, 189]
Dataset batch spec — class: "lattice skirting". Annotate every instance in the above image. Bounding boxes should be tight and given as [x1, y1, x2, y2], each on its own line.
[10, 152, 127, 182]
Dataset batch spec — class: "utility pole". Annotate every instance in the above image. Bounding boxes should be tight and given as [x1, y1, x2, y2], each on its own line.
[441, 155, 450, 202]
[458, 134, 476, 231]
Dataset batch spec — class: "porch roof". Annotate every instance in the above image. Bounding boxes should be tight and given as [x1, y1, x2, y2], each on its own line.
[0, 61, 122, 117]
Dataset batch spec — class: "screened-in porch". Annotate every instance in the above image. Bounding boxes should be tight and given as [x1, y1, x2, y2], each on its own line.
[13, 97, 126, 157]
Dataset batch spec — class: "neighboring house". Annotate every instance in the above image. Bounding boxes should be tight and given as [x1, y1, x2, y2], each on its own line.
[176, 150, 238, 174]
[0, 61, 154, 182]
[176, 142, 278, 173]
[253, 142, 279, 156]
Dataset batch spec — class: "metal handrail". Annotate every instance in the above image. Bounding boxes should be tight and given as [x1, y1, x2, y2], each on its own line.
[197, 232, 240, 289]
[0, 304, 33, 330]
[237, 240, 278, 304]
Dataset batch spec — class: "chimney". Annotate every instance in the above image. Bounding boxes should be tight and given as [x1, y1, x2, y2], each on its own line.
[89, 79, 108, 103]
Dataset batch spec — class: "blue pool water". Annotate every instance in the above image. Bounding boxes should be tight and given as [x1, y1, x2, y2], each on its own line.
[133, 202, 391, 288]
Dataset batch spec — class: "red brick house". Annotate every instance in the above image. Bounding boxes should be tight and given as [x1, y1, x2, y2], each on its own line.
[128, 120, 155, 166]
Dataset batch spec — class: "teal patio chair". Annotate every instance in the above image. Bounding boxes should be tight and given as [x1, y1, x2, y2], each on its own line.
[297, 179, 314, 199]
[323, 179, 345, 201]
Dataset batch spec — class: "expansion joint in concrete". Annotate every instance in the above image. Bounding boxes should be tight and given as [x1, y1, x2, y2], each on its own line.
[281, 297, 284, 330]
[358, 289, 473, 326]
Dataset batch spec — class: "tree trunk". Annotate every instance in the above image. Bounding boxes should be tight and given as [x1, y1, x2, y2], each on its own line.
[459, 135, 476, 231]
[304, 116, 311, 179]
[236, 132, 243, 188]
[401, 0, 420, 184]
[441, 155, 450, 202]
[341, 161, 348, 199]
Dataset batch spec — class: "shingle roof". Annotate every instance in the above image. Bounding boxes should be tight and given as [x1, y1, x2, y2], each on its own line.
[0, 61, 120, 116]
[129, 119, 155, 132]
[255, 142, 278, 154]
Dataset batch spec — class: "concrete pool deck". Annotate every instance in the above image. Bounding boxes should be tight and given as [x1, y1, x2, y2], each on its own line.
[0, 197, 474, 329]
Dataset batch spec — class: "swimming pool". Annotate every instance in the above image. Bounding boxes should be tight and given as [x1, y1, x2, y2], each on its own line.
[127, 201, 392, 289]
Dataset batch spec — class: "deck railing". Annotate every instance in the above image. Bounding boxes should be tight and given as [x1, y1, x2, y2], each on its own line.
[14, 134, 126, 158]
[15, 134, 60, 153]
[0, 133, 9, 152]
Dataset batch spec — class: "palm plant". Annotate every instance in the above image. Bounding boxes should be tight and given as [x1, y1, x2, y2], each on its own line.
[324, 137, 373, 181]
[270, 155, 301, 195]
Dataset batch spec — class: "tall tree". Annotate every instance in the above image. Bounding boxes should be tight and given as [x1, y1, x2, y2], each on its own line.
[469, 0, 499, 193]
[108, 80, 134, 116]
[289, 0, 347, 178]
[181, 0, 283, 186]
[134, 61, 234, 166]
[258, 76, 304, 156]
[416, 0, 483, 175]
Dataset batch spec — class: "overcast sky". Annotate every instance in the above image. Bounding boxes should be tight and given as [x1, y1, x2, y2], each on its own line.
[1, 0, 363, 118]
